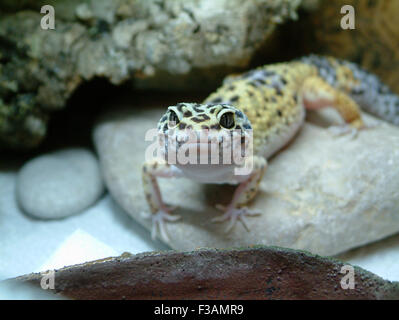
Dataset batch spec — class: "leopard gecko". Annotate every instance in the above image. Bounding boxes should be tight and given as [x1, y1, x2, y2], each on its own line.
[142, 55, 399, 241]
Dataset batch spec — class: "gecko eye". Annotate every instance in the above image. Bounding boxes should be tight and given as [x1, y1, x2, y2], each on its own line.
[220, 112, 235, 129]
[169, 110, 180, 126]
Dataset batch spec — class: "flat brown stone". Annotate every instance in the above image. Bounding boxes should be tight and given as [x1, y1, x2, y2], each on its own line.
[10, 246, 399, 299]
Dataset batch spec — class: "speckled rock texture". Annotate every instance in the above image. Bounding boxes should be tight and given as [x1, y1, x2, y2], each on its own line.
[0, 0, 303, 149]
[300, 0, 399, 94]
[11, 247, 399, 300]
[93, 96, 399, 256]
[16, 148, 104, 219]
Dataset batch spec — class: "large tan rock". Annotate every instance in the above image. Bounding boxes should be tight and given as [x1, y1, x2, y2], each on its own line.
[93, 97, 399, 256]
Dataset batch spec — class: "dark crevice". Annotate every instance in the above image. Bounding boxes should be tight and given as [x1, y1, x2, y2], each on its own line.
[13, 77, 131, 158]
[46, 78, 127, 149]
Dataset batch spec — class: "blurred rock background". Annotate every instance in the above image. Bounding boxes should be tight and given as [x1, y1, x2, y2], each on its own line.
[0, 0, 302, 150]
[1, 0, 398, 151]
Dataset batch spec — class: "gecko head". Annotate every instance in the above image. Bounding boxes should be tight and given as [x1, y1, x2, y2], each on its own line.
[156, 103, 253, 166]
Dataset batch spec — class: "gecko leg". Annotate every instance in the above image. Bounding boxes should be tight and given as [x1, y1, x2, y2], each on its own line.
[301, 76, 367, 137]
[142, 158, 181, 241]
[212, 156, 267, 232]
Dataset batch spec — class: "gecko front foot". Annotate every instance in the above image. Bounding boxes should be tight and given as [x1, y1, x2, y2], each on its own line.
[143, 206, 180, 241]
[328, 122, 376, 139]
[212, 204, 260, 232]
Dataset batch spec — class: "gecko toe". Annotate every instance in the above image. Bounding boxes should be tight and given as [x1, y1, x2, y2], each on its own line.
[327, 125, 359, 139]
[212, 205, 261, 232]
[148, 208, 180, 241]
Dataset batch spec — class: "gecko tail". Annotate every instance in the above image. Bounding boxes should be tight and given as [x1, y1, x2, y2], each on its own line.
[300, 54, 399, 126]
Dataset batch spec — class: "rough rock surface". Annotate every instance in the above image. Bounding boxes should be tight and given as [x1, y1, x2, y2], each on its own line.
[16, 148, 104, 219]
[93, 97, 399, 256]
[0, 0, 302, 149]
[11, 247, 399, 300]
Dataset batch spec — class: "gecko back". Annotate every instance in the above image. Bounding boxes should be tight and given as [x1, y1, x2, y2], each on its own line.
[300, 55, 399, 126]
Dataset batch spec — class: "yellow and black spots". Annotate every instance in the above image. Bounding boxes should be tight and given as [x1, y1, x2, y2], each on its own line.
[301, 75, 364, 129]
[142, 158, 177, 214]
[231, 156, 267, 208]
[299, 55, 399, 126]
[204, 63, 312, 153]
[157, 102, 252, 135]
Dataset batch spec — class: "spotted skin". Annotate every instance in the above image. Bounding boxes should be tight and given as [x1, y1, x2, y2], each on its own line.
[142, 55, 399, 241]
[300, 55, 399, 125]
[157, 102, 251, 134]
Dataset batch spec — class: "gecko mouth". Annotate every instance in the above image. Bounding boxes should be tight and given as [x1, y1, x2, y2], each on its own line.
[160, 129, 250, 165]
[178, 142, 223, 156]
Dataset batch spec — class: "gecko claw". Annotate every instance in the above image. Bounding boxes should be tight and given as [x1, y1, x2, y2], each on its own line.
[327, 125, 359, 139]
[328, 122, 376, 139]
[212, 205, 260, 232]
[147, 208, 180, 242]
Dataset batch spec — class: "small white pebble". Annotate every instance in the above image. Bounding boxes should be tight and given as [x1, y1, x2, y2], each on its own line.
[16, 148, 104, 219]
